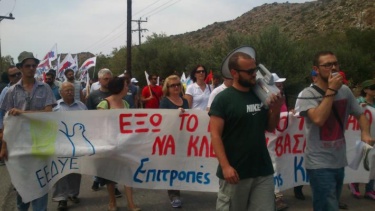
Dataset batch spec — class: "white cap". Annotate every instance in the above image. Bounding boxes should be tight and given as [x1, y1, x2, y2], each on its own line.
[272, 73, 286, 83]
[221, 46, 256, 79]
[131, 78, 138, 83]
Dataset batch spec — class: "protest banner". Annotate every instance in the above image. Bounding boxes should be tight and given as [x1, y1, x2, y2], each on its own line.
[3, 107, 375, 202]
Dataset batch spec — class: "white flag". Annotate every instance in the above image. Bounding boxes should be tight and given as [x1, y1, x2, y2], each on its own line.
[43, 44, 58, 62]
[57, 53, 76, 79]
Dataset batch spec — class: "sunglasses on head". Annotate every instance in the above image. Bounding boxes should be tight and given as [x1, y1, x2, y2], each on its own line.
[9, 72, 22, 78]
[234, 67, 258, 75]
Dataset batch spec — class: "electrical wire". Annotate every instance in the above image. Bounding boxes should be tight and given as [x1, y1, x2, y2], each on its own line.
[139, 0, 177, 18]
[0, 0, 16, 15]
[133, 0, 162, 17]
[85, 0, 181, 53]
[146, 0, 181, 18]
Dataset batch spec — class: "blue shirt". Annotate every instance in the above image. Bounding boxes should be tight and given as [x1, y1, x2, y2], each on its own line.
[0, 80, 56, 112]
[0, 85, 10, 129]
[123, 84, 138, 108]
[53, 99, 87, 111]
[50, 83, 61, 101]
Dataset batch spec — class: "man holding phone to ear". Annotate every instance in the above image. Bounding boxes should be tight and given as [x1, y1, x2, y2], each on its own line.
[295, 51, 374, 211]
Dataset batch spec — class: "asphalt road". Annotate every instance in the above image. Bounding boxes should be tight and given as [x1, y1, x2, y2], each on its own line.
[1, 164, 374, 211]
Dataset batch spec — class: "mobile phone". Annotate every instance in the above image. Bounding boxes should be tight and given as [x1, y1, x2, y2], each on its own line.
[331, 72, 338, 76]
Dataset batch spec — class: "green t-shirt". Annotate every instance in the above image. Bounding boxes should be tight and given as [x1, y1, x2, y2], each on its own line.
[209, 86, 274, 180]
[97, 100, 130, 110]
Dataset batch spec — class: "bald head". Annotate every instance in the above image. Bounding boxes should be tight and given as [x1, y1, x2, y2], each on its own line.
[60, 82, 75, 103]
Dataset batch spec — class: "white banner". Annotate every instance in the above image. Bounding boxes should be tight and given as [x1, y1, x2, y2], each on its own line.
[3, 107, 375, 202]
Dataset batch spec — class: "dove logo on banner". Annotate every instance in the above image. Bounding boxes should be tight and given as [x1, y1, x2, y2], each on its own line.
[59, 121, 96, 157]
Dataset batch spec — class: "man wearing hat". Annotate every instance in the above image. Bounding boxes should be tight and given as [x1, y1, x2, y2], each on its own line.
[0, 51, 56, 211]
[209, 47, 283, 211]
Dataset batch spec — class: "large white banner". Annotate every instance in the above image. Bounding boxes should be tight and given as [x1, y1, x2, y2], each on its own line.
[3, 107, 375, 202]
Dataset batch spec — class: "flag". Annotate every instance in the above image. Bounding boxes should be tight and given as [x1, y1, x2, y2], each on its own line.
[205, 70, 213, 84]
[72, 55, 79, 72]
[55, 55, 61, 71]
[78, 57, 96, 82]
[42, 44, 58, 61]
[35, 58, 51, 80]
[144, 71, 150, 85]
[186, 76, 193, 87]
[181, 72, 187, 84]
[57, 53, 76, 79]
[79, 57, 96, 72]
[144, 71, 152, 97]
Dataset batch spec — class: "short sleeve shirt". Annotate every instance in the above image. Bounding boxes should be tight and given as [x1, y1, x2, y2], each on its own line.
[141, 85, 163, 108]
[0, 80, 56, 112]
[209, 87, 273, 180]
[123, 84, 137, 108]
[207, 83, 227, 109]
[86, 89, 111, 110]
[295, 85, 363, 169]
[185, 82, 211, 110]
[53, 99, 88, 111]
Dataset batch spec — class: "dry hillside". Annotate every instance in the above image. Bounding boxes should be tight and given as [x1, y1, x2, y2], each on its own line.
[171, 0, 375, 46]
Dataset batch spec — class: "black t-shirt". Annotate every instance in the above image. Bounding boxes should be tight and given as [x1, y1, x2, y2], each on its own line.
[209, 86, 274, 180]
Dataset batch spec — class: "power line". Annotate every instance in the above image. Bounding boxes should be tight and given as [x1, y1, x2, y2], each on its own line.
[133, 0, 162, 17]
[83, 0, 162, 52]
[139, 0, 176, 18]
[84, 0, 181, 53]
[146, 0, 181, 18]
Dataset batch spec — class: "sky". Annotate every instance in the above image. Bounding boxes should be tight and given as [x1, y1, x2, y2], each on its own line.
[0, 0, 312, 62]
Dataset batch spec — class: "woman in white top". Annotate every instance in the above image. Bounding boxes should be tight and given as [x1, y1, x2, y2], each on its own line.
[184, 65, 211, 110]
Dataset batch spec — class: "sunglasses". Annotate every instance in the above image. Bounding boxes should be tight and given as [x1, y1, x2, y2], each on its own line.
[319, 62, 339, 69]
[168, 83, 181, 88]
[235, 67, 258, 75]
[23, 64, 37, 68]
[195, 70, 205, 74]
[9, 72, 22, 78]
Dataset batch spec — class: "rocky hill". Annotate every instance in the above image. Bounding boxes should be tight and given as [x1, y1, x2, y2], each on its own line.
[171, 0, 375, 46]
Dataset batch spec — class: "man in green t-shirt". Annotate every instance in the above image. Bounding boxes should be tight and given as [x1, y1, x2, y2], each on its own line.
[209, 48, 283, 211]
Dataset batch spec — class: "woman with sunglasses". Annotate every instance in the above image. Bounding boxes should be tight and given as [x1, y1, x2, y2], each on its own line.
[160, 75, 189, 208]
[184, 65, 211, 110]
[349, 79, 375, 200]
[97, 76, 141, 211]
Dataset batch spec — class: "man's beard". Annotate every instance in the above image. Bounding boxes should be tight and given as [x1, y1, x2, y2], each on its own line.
[238, 74, 253, 88]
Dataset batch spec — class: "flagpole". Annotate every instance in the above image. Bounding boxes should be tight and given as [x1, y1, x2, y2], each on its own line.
[92, 66, 96, 81]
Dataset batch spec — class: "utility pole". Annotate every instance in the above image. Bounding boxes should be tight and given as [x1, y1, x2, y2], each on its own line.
[0, 13, 15, 72]
[126, 0, 132, 77]
[132, 18, 148, 46]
